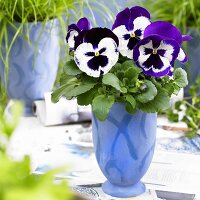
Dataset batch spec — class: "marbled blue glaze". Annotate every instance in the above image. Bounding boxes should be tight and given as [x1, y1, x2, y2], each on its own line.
[0, 19, 60, 115]
[92, 103, 157, 197]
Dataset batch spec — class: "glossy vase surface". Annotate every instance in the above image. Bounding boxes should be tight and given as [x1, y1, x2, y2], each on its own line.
[92, 103, 157, 198]
[0, 19, 60, 115]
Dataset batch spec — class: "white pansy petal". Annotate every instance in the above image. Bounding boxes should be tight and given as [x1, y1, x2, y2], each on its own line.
[120, 48, 133, 59]
[74, 42, 97, 76]
[158, 41, 175, 62]
[67, 30, 79, 48]
[113, 25, 133, 58]
[98, 37, 119, 75]
[133, 16, 151, 39]
[177, 48, 188, 63]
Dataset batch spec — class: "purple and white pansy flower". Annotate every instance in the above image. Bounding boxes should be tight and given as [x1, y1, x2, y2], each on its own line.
[133, 35, 180, 77]
[66, 17, 91, 50]
[133, 21, 192, 77]
[74, 28, 119, 77]
[112, 6, 151, 59]
[144, 21, 192, 63]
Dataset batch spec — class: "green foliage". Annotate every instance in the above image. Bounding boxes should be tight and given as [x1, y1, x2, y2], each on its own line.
[135, 0, 200, 34]
[0, 101, 23, 141]
[0, 82, 8, 110]
[173, 68, 188, 88]
[52, 73, 97, 102]
[52, 57, 188, 121]
[0, 102, 83, 200]
[102, 73, 127, 93]
[125, 94, 136, 114]
[138, 89, 170, 113]
[166, 75, 200, 138]
[0, 155, 73, 200]
[92, 94, 115, 121]
[64, 60, 83, 76]
[136, 80, 157, 103]
[0, 0, 76, 85]
[0, 0, 74, 22]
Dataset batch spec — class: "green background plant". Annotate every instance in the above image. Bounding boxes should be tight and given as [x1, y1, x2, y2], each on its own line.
[0, 102, 85, 200]
[131, 0, 200, 34]
[0, 0, 120, 104]
[167, 75, 200, 138]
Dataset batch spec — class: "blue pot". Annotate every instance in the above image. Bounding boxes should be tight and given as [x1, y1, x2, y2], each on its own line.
[0, 19, 60, 115]
[92, 103, 157, 198]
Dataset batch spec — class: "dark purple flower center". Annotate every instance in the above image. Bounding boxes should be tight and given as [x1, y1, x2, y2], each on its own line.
[143, 47, 166, 69]
[87, 56, 108, 72]
[123, 29, 142, 50]
[85, 47, 108, 72]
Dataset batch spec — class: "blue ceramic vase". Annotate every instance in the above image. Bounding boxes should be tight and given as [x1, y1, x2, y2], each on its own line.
[92, 103, 157, 198]
[0, 19, 60, 115]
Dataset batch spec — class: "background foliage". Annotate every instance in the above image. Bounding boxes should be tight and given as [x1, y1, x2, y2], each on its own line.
[132, 0, 200, 34]
[0, 102, 85, 200]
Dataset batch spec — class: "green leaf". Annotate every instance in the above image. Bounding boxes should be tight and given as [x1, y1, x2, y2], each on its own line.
[102, 73, 127, 93]
[172, 84, 181, 95]
[139, 89, 170, 113]
[92, 95, 115, 121]
[173, 68, 188, 88]
[51, 83, 76, 103]
[59, 73, 75, 85]
[77, 85, 98, 106]
[65, 82, 96, 99]
[167, 110, 179, 122]
[162, 80, 175, 95]
[121, 60, 136, 70]
[185, 129, 198, 139]
[124, 65, 142, 84]
[125, 94, 136, 114]
[136, 80, 157, 103]
[63, 60, 82, 76]
[128, 87, 138, 93]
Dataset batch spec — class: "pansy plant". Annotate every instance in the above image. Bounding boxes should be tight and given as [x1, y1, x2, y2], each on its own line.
[52, 6, 190, 121]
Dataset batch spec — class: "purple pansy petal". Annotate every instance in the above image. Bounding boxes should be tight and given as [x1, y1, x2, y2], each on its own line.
[67, 24, 79, 32]
[177, 48, 188, 63]
[128, 6, 151, 30]
[133, 35, 180, 77]
[144, 21, 183, 45]
[74, 30, 88, 50]
[167, 67, 174, 77]
[112, 8, 130, 30]
[83, 28, 119, 48]
[112, 6, 150, 31]
[77, 17, 91, 30]
[74, 37, 119, 77]
[182, 35, 193, 42]
[66, 18, 91, 50]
